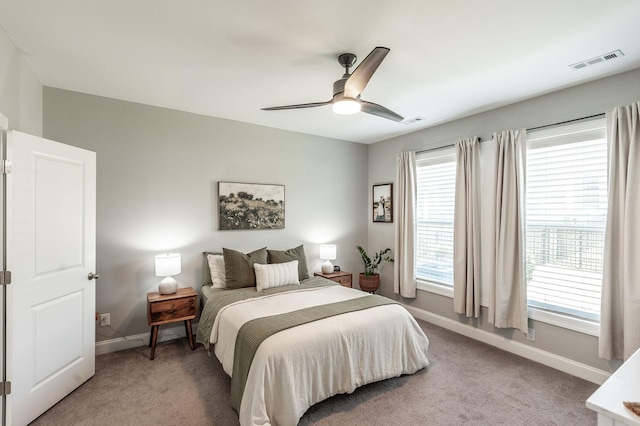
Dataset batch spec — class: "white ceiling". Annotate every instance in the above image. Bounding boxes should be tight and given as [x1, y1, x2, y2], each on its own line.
[1, 1, 639, 144]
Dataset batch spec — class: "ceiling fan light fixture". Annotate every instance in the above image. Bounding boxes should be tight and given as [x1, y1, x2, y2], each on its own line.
[332, 98, 361, 115]
[263, 47, 403, 122]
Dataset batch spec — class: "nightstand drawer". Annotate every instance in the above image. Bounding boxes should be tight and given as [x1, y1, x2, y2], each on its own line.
[333, 275, 351, 287]
[314, 271, 352, 288]
[148, 297, 196, 323]
[147, 288, 198, 326]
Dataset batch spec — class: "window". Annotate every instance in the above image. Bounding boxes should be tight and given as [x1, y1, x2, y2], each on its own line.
[525, 118, 607, 324]
[415, 148, 456, 288]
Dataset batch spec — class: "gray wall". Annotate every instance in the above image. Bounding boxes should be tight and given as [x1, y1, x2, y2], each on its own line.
[43, 88, 368, 341]
[0, 26, 42, 135]
[368, 67, 640, 372]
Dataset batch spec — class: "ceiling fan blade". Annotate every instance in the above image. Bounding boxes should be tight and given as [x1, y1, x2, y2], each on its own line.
[343, 47, 390, 99]
[262, 101, 332, 111]
[360, 100, 404, 122]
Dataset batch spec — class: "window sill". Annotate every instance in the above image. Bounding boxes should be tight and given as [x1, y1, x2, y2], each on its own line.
[528, 307, 600, 337]
[415, 280, 600, 337]
[417, 279, 454, 298]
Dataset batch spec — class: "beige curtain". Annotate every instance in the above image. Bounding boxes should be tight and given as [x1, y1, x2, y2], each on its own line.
[600, 102, 640, 361]
[394, 151, 417, 298]
[453, 137, 481, 317]
[488, 130, 528, 333]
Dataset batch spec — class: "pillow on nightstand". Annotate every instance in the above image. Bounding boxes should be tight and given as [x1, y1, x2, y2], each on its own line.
[267, 245, 309, 280]
[223, 247, 268, 289]
[254, 260, 299, 291]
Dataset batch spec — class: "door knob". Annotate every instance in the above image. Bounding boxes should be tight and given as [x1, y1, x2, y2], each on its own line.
[88, 272, 100, 280]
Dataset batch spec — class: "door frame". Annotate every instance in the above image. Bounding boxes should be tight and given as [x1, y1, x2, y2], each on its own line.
[1, 114, 9, 426]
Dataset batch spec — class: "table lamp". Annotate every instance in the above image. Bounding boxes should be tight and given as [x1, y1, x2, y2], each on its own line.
[155, 253, 181, 294]
[320, 244, 337, 274]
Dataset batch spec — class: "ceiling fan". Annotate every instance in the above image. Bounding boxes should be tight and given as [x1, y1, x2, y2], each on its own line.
[262, 46, 404, 122]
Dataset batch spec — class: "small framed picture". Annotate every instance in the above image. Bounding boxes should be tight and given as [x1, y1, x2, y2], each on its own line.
[373, 183, 393, 223]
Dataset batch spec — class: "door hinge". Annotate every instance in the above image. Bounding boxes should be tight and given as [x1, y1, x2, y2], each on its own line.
[0, 160, 11, 174]
[0, 271, 11, 285]
[0, 381, 11, 396]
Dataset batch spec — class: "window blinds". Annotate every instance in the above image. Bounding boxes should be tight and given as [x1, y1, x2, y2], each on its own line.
[416, 149, 456, 285]
[525, 118, 607, 321]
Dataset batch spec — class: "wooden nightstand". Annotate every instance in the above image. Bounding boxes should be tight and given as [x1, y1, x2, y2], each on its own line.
[314, 271, 352, 288]
[147, 287, 198, 360]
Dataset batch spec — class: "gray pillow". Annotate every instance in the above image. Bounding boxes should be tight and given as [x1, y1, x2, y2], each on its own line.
[267, 245, 309, 280]
[223, 247, 268, 289]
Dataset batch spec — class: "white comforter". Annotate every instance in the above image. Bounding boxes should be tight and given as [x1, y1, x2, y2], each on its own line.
[209, 284, 430, 426]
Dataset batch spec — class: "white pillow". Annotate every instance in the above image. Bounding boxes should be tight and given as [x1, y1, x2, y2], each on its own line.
[254, 260, 299, 291]
[207, 254, 226, 289]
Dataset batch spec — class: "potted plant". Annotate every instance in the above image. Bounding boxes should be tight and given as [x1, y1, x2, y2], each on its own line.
[356, 245, 394, 293]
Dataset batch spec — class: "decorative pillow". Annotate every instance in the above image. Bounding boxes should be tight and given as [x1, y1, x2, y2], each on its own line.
[254, 260, 299, 291]
[267, 245, 309, 280]
[206, 253, 226, 289]
[202, 251, 220, 286]
[223, 247, 268, 289]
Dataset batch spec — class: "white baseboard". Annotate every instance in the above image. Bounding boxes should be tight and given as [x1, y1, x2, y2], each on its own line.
[95, 323, 199, 356]
[404, 305, 611, 385]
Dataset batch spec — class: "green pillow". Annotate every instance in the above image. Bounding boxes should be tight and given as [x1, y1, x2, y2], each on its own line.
[267, 245, 309, 280]
[223, 247, 268, 289]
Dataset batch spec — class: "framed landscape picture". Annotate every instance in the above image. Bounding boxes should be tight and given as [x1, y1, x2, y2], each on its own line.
[219, 182, 285, 230]
[373, 183, 393, 223]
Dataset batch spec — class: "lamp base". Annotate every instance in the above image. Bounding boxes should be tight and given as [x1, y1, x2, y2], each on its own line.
[321, 260, 334, 274]
[159, 276, 178, 295]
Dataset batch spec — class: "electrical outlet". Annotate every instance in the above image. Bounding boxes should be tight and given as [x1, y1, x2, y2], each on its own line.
[100, 313, 110, 327]
[526, 327, 536, 341]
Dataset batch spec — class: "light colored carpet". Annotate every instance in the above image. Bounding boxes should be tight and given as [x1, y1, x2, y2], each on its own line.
[30, 320, 598, 425]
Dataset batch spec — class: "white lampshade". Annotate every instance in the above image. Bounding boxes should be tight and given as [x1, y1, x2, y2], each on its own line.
[320, 245, 337, 274]
[332, 98, 361, 115]
[155, 253, 181, 276]
[319, 245, 336, 260]
[155, 253, 181, 294]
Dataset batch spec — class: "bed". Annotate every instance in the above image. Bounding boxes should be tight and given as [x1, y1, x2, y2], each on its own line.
[196, 247, 430, 426]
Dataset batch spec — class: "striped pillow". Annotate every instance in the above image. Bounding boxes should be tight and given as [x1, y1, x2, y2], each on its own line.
[254, 260, 299, 291]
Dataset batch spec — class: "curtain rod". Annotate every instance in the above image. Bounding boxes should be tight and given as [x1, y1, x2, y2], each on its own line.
[416, 137, 482, 155]
[416, 112, 606, 155]
[527, 113, 605, 132]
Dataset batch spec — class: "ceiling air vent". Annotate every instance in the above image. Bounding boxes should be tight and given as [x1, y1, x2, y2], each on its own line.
[569, 50, 624, 71]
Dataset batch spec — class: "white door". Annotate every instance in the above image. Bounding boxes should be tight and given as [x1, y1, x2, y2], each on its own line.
[6, 131, 96, 426]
